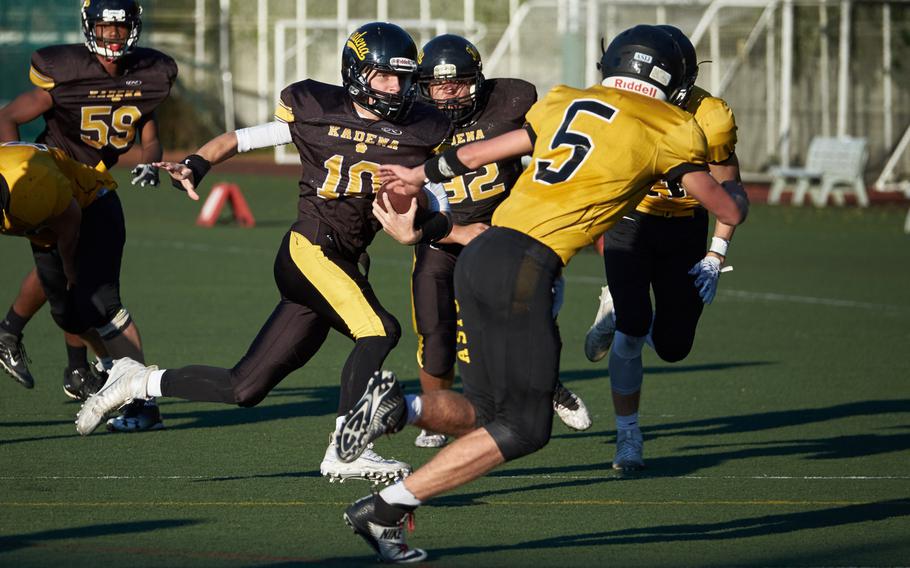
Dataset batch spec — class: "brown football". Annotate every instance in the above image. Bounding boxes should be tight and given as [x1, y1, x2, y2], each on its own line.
[374, 186, 429, 215]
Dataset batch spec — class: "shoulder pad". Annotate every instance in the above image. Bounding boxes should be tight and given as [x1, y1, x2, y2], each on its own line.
[30, 45, 86, 89]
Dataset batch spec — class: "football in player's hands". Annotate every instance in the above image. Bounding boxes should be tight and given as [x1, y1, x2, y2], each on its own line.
[374, 185, 429, 215]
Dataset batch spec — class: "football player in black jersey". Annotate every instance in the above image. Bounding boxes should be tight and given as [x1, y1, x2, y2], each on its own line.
[0, 0, 177, 425]
[582, 25, 742, 472]
[334, 25, 748, 562]
[408, 34, 591, 449]
[76, 23, 453, 488]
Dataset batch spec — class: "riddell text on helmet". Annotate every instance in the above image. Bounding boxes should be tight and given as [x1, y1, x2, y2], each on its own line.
[612, 78, 659, 98]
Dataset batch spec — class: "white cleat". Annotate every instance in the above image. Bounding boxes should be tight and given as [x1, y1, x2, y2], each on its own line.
[320, 438, 411, 484]
[553, 381, 592, 431]
[75, 358, 155, 436]
[414, 429, 447, 448]
[584, 285, 616, 362]
[612, 427, 645, 471]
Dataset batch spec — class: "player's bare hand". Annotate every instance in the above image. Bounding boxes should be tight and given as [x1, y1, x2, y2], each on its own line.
[151, 161, 200, 201]
[378, 164, 425, 193]
[372, 193, 421, 245]
[449, 222, 488, 245]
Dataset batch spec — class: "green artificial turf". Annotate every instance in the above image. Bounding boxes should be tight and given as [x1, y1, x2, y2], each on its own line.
[1, 172, 909, 566]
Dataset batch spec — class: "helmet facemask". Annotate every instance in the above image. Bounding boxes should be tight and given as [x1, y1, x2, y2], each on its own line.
[347, 60, 417, 123]
[82, 3, 142, 61]
[418, 67, 483, 127]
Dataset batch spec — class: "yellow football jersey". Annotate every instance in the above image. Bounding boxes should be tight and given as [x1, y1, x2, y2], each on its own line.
[636, 86, 737, 216]
[0, 144, 116, 238]
[492, 84, 709, 265]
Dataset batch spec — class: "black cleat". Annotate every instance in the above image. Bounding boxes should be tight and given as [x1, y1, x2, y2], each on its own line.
[63, 366, 107, 401]
[335, 370, 407, 463]
[344, 495, 426, 564]
[0, 331, 34, 389]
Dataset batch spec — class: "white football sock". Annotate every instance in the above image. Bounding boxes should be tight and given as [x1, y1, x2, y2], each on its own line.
[380, 481, 422, 507]
[146, 370, 165, 398]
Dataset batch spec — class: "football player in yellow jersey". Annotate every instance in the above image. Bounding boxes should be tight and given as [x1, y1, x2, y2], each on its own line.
[582, 25, 742, 472]
[333, 25, 749, 562]
[0, 142, 129, 389]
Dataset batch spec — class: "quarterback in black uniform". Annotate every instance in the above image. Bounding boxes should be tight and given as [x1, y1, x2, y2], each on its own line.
[583, 25, 743, 472]
[0, 0, 177, 424]
[76, 23, 452, 485]
[335, 25, 748, 562]
[408, 34, 591, 449]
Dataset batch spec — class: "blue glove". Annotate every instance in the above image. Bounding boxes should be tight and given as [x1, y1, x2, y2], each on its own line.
[130, 164, 159, 187]
[688, 256, 722, 304]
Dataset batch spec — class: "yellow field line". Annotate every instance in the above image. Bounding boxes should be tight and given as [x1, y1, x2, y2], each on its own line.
[3, 499, 902, 508]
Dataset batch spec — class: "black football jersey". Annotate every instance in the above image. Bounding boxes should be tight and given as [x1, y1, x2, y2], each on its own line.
[444, 78, 536, 225]
[29, 44, 177, 170]
[275, 79, 451, 255]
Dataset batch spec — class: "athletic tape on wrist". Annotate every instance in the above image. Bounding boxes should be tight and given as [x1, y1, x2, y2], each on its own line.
[177, 154, 211, 189]
[709, 236, 729, 257]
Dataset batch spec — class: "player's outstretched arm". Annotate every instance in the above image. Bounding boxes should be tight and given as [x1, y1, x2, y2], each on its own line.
[378, 128, 534, 190]
[152, 131, 240, 201]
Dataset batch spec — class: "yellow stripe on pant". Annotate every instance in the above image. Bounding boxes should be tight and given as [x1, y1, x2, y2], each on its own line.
[287, 231, 385, 338]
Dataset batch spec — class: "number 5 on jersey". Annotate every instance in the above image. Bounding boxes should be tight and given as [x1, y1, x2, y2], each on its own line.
[534, 100, 617, 185]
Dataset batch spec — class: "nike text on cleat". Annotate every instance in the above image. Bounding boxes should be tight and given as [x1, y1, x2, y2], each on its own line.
[344, 495, 427, 564]
[335, 370, 407, 463]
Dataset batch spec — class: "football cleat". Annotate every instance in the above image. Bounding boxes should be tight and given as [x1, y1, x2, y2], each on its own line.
[414, 429, 447, 448]
[320, 438, 411, 484]
[612, 427, 645, 471]
[0, 330, 34, 389]
[75, 357, 155, 436]
[584, 285, 616, 362]
[552, 380, 592, 431]
[63, 366, 107, 402]
[106, 399, 165, 433]
[335, 370, 407, 463]
[344, 495, 427, 564]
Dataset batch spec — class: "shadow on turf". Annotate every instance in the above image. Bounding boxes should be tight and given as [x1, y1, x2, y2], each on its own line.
[425, 499, 910, 561]
[0, 519, 200, 554]
[559, 360, 776, 383]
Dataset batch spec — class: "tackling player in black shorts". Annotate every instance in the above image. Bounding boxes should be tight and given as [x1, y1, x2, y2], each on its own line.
[75, 22, 453, 485]
[0, 0, 177, 428]
[408, 34, 591, 449]
[334, 25, 749, 562]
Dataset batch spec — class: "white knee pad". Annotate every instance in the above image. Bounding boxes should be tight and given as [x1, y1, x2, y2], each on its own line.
[96, 308, 132, 340]
[609, 331, 646, 395]
[612, 331, 646, 360]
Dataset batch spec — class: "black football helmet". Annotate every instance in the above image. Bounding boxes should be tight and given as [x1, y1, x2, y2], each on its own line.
[341, 22, 419, 123]
[598, 24, 686, 105]
[82, 0, 142, 60]
[417, 34, 485, 127]
[657, 25, 698, 106]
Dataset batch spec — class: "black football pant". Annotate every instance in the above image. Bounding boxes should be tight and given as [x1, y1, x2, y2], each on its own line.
[162, 218, 400, 413]
[454, 227, 562, 462]
[32, 190, 126, 334]
[411, 242, 462, 377]
[603, 209, 708, 362]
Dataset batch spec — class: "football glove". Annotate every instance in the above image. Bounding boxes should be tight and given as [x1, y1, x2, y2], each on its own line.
[130, 164, 159, 188]
[688, 255, 722, 304]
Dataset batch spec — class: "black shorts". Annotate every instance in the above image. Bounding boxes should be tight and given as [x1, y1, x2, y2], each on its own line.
[454, 227, 562, 460]
[603, 208, 708, 362]
[33, 190, 126, 334]
[411, 243, 461, 376]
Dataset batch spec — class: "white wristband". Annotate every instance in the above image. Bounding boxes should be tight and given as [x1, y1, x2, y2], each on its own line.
[709, 236, 729, 257]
